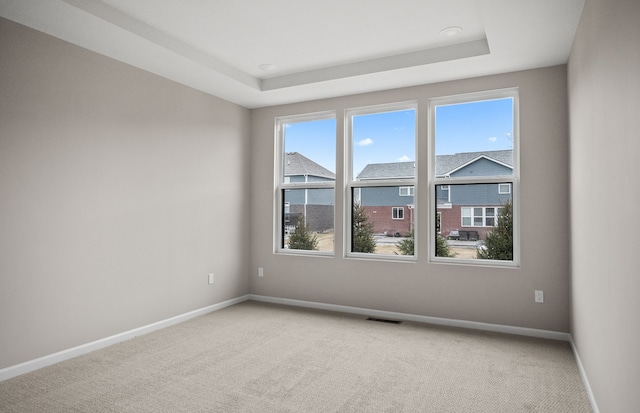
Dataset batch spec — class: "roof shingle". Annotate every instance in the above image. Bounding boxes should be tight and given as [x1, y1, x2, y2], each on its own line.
[284, 152, 335, 179]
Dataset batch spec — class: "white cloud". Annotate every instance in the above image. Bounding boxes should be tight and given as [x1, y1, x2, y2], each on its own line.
[488, 136, 498, 142]
[397, 155, 411, 162]
[357, 138, 373, 146]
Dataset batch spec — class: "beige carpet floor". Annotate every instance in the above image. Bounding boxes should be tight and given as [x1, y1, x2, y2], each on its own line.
[0, 301, 592, 412]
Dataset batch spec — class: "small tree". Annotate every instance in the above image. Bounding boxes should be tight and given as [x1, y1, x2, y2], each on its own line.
[397, 230, 414, 255]
[288, 215, 318, 251]
[435, 234, 453, 257]
[477, 201, 513, 260]
[352, 203, 376, 253]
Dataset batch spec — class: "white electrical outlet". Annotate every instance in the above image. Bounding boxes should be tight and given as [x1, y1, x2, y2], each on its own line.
[258, 267, 264, 277]
[208, 273, 214, 285]
[535, 290, 544, 303]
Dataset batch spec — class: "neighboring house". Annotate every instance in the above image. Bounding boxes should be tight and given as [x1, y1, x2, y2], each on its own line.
[356, 150, 513, 239]
[284, 152, 335, 232]
[354, 162, 416, 237]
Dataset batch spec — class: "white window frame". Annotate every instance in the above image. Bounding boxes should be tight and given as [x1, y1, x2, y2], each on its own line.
[429, 88, 520, 267]
[399, 186, 414, 196]
[392, 207, 404, 220]
[498, 183, 511, 194]
[460, 206, 502, 227]
[345, 101, 418, 260]
[275, 111, 336, 256]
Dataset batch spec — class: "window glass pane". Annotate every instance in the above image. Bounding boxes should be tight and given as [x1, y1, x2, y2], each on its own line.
[283, 118, 336, 183]
[283, 189, 334, 252]
[399, 186, 414, 196]
[352, 109, 416, 180]
[352, 186, 414, 256]
[436, 183, 513, 260]
[392, 207, 404, 219]
[435, 98, 513, 178]
[498, 183, 511, 194]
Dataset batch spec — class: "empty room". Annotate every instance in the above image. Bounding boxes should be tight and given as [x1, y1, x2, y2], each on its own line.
[0, 0, 638, 412]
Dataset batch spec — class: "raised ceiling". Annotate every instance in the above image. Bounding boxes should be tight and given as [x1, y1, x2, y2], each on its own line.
[0, 0, 585, 108]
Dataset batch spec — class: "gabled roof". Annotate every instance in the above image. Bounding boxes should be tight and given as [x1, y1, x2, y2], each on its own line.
[284, 152, 335, 179]
[436, 150, 512, 177]
[356, 150, 513, 180]
[357, 162, 415, 180]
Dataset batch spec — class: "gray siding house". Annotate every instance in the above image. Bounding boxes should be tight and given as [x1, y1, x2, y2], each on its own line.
[355, 162, 416, 236]
[357, 150, 513, 239]
[284, 152, 335, 232]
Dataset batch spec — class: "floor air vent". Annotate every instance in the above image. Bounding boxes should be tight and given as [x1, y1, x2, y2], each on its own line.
[366, 317, 402, 325]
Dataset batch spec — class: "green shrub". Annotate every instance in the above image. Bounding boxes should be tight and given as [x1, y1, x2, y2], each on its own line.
[288, 215, 318, 251]
[477, 201, 513, 260]
[352, 203, 376, 253]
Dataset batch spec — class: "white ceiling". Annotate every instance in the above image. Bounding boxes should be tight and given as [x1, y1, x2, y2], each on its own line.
[0, 0, 585, 108]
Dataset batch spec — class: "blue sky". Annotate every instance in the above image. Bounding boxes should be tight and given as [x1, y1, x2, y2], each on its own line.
[283, 98, 513, 176]
[435, 98, 513, 156]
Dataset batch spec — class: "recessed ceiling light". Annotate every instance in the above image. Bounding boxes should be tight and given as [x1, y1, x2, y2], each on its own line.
[258, 64, 277, 72]
[439, 26, 463, 37]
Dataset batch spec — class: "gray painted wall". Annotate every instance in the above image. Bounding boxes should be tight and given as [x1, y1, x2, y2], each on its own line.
[0, 18, 251, 369]
[568, 0, 640, 412]
[8, 4, 639, 411]
[250, 65, 571, 333]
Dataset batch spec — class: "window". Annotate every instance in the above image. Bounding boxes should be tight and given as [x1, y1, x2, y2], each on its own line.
[461, 206, 503, 227]
[284, 202, 291, 223]
[430, 89, 519, 265]
[399, 186, 414, 196]
[347, 102, 417, 257]
[498, 183, 511, 194]
[276, 112, 336, 254]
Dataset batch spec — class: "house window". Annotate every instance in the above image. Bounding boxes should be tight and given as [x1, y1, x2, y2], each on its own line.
[461, 206, 504, 227]
[392, 207, 404, 220]
[284, 202, 291, 223]
[276, 112, 336, 254]
[430, 89, 519, 265]
[399, 186, 414, 196]
[347, 102, 417, 257]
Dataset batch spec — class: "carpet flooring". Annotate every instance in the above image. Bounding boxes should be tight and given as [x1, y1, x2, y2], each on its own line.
[0, 301, 593, 412]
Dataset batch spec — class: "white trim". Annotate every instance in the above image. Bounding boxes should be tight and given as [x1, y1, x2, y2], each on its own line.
[275, 112, 337, 255]
[399, 186, 414, 196]
[392, 206, 404, 220]
[248, 294, 570, 342]
[0, 295, 251, 382]
[428, 88, 520, 268]
[569, 337, 601, 413]
[1, 292, 600, 413]
[345, 102, 418, 259]
[445, 155, 513, 177]
[498, 183, 511, 194]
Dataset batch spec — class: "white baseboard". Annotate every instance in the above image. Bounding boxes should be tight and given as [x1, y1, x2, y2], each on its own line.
[249, 294, 572, 341]
[250, 295, 601, 412]
[569, 337, 601, 413]
[0, 294, 251, 382]
[2, 292, 599, 413]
